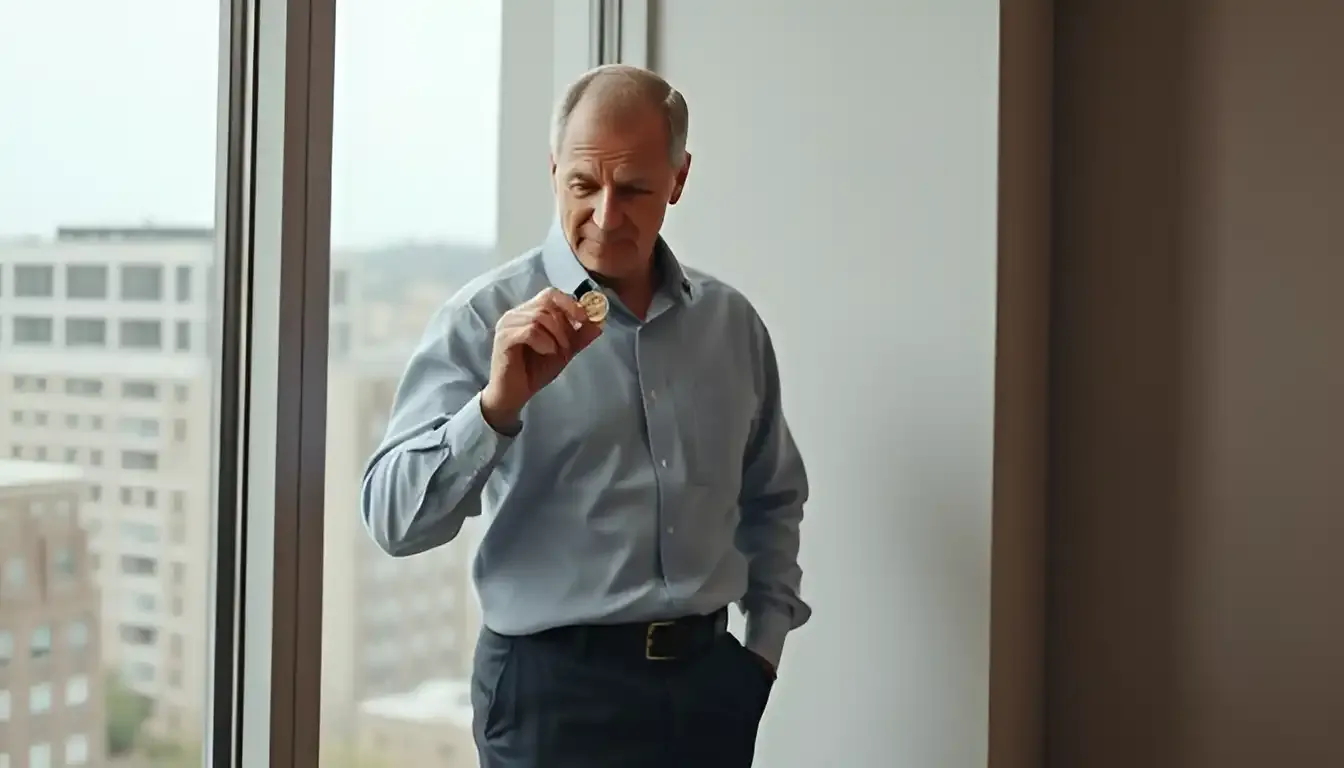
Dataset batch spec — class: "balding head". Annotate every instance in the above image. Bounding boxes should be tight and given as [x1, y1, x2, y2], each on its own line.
[551, 64, 689, 167]
[549, 65, 693, 292]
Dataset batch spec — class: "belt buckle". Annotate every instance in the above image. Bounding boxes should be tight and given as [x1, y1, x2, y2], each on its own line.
[645, 620, 676, 661]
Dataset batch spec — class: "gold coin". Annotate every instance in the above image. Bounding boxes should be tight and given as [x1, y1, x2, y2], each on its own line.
[579, 290, 608, 323]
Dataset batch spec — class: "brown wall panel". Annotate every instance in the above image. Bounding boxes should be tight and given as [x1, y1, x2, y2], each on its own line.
[1046, 1, 1343, 766]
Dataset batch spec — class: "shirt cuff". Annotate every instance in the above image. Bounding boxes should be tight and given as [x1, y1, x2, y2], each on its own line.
[407, 391, 517, 467]
[744, 608, 793, 670]
[454, 390, 518, 462]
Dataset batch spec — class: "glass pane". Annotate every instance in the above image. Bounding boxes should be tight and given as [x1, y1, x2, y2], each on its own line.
[321, 2, 502, 765]
[0, 1, 222, 765]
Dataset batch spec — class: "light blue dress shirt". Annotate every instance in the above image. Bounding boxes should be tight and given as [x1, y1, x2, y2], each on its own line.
[360, 223, 810, 666]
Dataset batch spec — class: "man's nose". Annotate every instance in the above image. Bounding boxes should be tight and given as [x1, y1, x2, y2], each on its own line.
[591, 190, 624, 231]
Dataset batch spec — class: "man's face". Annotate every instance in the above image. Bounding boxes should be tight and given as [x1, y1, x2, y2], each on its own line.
[551, 96, 690, 281]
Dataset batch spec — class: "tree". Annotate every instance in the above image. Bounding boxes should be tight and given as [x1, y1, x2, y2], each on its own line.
[105, 672, 154, 757]
[138, 736, 203, 768]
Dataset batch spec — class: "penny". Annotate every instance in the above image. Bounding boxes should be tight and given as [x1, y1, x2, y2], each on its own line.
[579, 290, 608, 323]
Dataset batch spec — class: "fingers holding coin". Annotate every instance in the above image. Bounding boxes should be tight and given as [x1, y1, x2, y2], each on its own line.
[508, 288, 604, 357]
[524, 305, 575, 356]
[528, 288, 589, 329]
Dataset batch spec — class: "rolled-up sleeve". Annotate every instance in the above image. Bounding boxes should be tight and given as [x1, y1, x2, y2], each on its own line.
[736, 316, 811, 669]
[360, 300, 514, 556]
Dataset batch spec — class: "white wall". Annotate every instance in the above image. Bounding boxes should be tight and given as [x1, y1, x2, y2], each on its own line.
[652, 2, 1001, 765]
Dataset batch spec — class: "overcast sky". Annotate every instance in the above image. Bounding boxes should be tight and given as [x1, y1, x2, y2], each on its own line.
[0, 0, 501, 248]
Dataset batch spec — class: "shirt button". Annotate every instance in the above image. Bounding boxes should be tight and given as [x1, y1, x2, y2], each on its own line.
[666, 526, 675, 534]
[649, 389, 657, 401]
[660, 459, 668, 468]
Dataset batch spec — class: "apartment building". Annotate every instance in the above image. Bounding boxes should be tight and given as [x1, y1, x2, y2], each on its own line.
[0, 226, 216, 745]
[0, 460, 106, 768]
[321, 270, 480, 742]
[1, 227, 484, 753]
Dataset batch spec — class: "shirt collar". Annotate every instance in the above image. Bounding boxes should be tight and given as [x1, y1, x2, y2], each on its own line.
[541, 217, 695, 302]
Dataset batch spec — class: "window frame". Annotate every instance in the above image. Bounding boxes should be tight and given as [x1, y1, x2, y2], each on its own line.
[210, 1, 608, 765]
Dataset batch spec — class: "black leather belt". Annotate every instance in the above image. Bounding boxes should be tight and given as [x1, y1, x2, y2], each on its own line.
[529, 607, 730, 662]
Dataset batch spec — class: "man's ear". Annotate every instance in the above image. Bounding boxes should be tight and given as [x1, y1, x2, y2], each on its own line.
[669, 152, 692, 205]
[549, 154, 558, 179]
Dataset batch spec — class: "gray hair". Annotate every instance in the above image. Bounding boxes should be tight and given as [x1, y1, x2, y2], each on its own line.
[550, 64, 689, 167]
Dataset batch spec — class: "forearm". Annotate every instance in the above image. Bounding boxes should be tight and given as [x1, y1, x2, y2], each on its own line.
[738, 500, 808, 668]
[361, 391, 514, 556]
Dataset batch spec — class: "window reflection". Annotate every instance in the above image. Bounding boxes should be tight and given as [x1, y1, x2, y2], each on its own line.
[0, 0, 221, 765]
[320, 1, 502, 765]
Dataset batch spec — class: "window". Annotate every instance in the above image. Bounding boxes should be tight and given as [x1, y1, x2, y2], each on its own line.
[175, 319, 191, 351]
[120, 381, 158, 400]
[119, 556, 157, 577]
[13, 265, 55, 297]
[176, 264, 192, 302]
[4, 1, 574, 765]
[53, 548, 76, 577]
[65, 735, 89, 766]
[318, 1, 514, 762]
[121, 450, 158, 471]
[29, 683, 52, 714]
[67, 622, 88, 650]
[64, 317, 107, 347]
[13, 316, 54, 345]
[30, 627, 51, 659]
[120, 625, 158, 646]
[121, 522, 160, 544]
[12, 376, 48, 392]
[65, 265, 108, 299]
[119, 319, 163, 350]
[64, 378, 103, 396]
[65, 676, 89, 706]
[130, 662, 155, 684]
[119, 264, 163, 301]
[117, 417, 160, 438]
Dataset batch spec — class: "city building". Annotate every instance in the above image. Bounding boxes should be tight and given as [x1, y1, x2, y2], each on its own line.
[0, 226, 216, 745]
[0, 460, 105, 768]
[2, 227, 487, 756]
[320, 261, 482, 744]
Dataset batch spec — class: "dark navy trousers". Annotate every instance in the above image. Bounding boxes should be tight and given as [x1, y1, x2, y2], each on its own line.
[471, 627, 774, 767]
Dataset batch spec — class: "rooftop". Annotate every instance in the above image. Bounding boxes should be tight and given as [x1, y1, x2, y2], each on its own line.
[56, 224, 214, 242]
[0, 460, 85, 494]
[358, 678, 473, 728]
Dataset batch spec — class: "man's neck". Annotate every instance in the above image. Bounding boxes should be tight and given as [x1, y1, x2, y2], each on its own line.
[591, 255, 661, 321]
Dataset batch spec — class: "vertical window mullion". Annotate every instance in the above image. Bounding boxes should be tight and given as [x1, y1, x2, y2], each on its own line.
[237, 0, 335, 766]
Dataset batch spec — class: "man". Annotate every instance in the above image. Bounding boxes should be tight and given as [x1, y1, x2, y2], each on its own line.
[361, 64, 810, 767]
